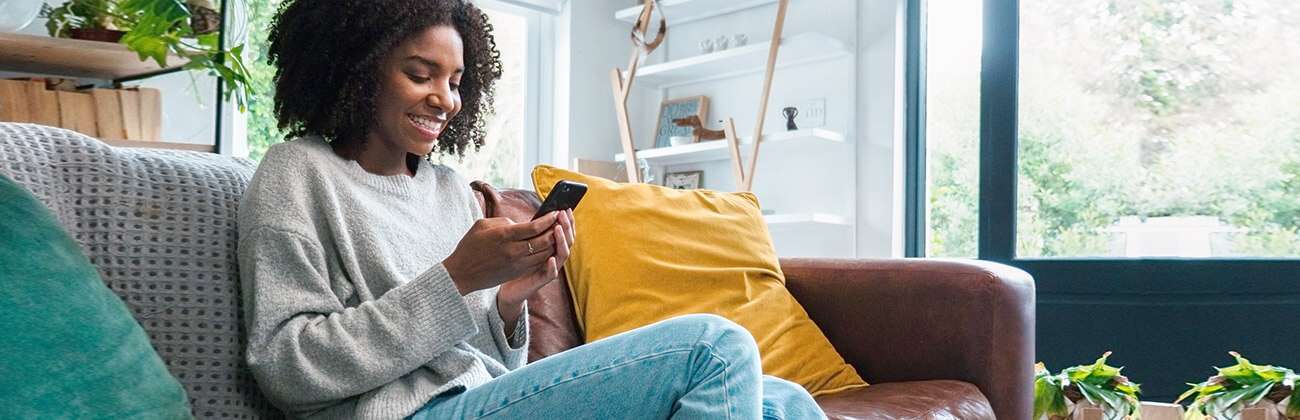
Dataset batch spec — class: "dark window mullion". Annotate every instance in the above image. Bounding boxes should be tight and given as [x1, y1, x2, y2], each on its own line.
[904, 0, 928, 258]
[978, 0, 1018, 262]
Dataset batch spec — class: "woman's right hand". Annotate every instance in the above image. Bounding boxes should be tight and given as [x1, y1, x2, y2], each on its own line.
[442, 211, 561, 295]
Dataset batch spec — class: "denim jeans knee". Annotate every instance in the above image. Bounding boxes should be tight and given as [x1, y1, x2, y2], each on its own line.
[656, 314, 759, 365]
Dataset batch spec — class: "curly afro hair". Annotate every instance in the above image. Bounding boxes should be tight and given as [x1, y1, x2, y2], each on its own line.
[267, 0, 503, 157]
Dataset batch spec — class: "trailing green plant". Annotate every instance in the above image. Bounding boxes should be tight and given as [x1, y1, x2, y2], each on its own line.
[1178, 352, 1300, 420]
[1036, 352, 1144, 420]
[41, 0, 252, 110]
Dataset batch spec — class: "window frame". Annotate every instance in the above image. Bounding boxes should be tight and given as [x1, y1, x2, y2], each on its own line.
[906, 0, 1300, 401]
[479, 0, 558, 187]
[905, 0, 1300, 268]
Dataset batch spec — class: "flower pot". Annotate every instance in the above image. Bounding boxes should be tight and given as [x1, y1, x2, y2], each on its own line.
[1240, 401, 1280, 420]
[69, 28, 126, 42]
[1140, 402, 1184, 420]
[1072, 402, 1105, 420]
[1067, 401, 1178, 420]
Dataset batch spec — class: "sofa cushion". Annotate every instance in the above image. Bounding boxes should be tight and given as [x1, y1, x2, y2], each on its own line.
[0, 172, 192, 418]
[816, 380, 995, 420]
[0, 123, 278, 418]
[470, 181, 584, 362]
[532, 165, 867, 396]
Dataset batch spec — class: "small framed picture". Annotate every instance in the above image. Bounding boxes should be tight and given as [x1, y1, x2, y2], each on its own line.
[654, 96, 709, 148]
[663, 170, 704, 190]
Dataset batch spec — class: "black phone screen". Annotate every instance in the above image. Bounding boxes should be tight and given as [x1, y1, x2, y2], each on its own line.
[533, 180, 587, 220]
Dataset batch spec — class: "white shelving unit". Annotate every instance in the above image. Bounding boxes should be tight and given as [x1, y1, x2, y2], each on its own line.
[616, 0, 781, 26]
[765, 213, 849, 227]
[614, 128, 844, 165]
[625, 32, 849, 89]
[609, 0, 858, 250]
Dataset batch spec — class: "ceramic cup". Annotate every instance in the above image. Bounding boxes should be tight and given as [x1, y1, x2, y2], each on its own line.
[732, 33, 749, 47]
[699, 38, 715, 54]
[669, 136, 693, 147]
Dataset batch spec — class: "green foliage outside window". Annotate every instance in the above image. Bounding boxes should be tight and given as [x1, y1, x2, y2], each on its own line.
[928, 0, 1300, 258]
[242, 0, 284, 161]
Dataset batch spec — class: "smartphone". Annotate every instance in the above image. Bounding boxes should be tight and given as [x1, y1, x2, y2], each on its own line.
[533, 180, 587, 220]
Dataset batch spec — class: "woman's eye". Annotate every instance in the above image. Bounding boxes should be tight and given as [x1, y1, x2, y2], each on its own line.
[407, 74, 430, 83]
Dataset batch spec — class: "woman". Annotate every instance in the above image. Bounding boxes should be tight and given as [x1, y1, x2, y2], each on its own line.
[238, 0, 827, 418]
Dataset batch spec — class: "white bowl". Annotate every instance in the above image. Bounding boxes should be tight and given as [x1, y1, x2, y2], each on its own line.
[0, 0, 44, 32]
[669, 136, 693, 146]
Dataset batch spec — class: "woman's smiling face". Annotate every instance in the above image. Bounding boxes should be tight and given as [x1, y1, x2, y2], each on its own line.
[368, 25, 465, 160]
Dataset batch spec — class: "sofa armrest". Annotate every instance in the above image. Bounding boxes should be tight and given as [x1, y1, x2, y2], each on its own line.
[780, 258, 1035, 420]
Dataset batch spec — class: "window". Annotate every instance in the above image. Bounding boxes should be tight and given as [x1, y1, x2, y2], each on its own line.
[910, 0, 1300, 402]
[241, 1, 547, 189]
[1016, 0, 1300, 258]
[922, 0, 983, 257]
[919, 0, 1300, 258]
[435, 7, 528, 188]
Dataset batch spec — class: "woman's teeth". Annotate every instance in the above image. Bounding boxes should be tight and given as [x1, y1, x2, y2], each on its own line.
[409, 115, 442, 133]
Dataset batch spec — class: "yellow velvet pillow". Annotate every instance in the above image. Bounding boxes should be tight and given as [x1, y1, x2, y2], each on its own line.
[532, 165, 867, 396]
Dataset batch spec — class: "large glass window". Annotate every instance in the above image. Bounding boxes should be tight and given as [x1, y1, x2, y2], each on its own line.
[1017, 0, 1300, 258]
[243, 3, 532, 188]
[923, 0, 984, 257]
[435, 8, 527, 188]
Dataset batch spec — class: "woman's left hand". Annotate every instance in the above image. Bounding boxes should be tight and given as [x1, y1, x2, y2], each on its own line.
[497, 209, 576, 329]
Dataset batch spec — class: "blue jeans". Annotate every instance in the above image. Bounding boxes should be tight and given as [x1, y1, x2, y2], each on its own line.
[409, 314, 827, 419]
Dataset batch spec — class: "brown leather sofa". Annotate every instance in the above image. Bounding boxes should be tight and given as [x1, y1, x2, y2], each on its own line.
[1, 125, 1033, 418]
[474, 182, 1037, 420]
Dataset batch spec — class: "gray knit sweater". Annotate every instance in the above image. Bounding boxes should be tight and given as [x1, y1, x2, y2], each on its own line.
[237, 137, 528, 419]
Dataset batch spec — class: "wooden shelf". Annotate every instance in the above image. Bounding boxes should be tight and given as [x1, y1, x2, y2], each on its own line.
[764, 213, 849, 227]
[102, 138, 214, 153]
[626, 32, 849, 89]
[0, 32, 185, 80]
[616, 0, 780, 25]
[615, 128, 844, 166]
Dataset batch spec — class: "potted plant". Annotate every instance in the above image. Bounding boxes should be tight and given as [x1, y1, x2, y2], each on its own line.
[40, 0, 252, 110]
[1037, 352, 1144, 420]
[1178, 352, 1299, 420]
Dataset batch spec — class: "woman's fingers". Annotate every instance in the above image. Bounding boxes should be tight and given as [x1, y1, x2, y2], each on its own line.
[553, 224, 570, 266]
[561, 209, 576, 245]
[512, 230, 557, 258]
[518, 257, 559, 294]
[502, 211, 559, 240]
[547, 256, 559, 281]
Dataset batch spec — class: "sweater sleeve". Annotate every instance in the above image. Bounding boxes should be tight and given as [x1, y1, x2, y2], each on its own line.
[485, 294, 529, 369]
[239, 227, 477, 413]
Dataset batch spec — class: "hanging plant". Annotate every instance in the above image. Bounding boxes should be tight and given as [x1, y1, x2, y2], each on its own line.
[41, 0, 252, 111]
[1178, 352, 1299, 420]
[1036, 352, 1144, 420]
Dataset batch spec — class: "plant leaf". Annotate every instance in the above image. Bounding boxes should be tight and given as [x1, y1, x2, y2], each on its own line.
[1035, 374, 1069, 420]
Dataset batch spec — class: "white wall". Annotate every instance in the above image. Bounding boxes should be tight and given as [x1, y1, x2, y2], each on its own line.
[554, 0, 637, 165]
[856, 0, 908, 257]
[559, 0, 914, 258]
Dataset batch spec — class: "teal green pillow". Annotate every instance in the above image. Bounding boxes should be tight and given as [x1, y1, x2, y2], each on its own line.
[0, 174, 191, 419]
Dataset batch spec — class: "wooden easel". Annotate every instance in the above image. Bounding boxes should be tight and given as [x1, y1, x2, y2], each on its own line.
[610, 0, 666, 183]
[731, 0, 789, 192]
[611, 0, 789, 191]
